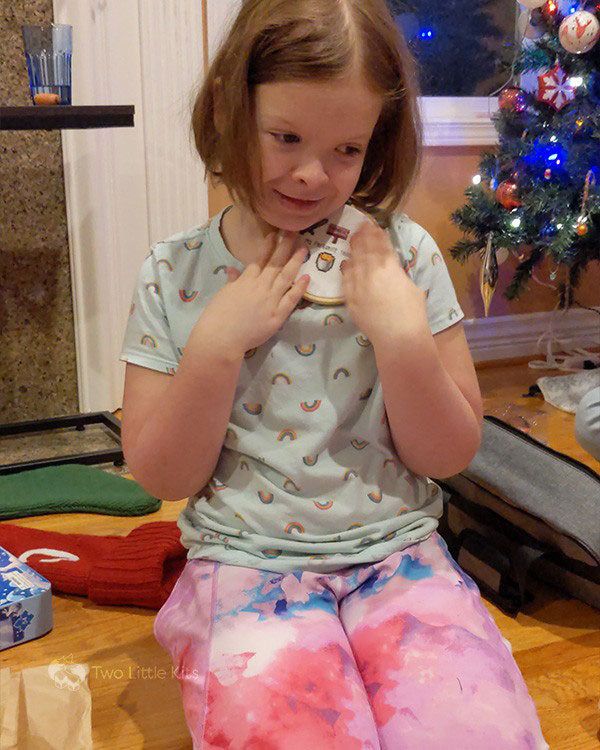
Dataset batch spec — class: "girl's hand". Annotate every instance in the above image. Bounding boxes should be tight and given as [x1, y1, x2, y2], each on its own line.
[341, 222, 429, 347]
[197, 230, 310, 358]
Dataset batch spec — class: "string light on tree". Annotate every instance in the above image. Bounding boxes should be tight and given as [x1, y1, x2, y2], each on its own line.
[542, 1, 559, 22]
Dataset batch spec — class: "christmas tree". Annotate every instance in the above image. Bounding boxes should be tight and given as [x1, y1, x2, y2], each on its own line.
[387, 0, 505, 95]
[449, 0, 600, 314]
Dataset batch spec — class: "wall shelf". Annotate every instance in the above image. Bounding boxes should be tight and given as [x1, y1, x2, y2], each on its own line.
[0, 105, 134, 131]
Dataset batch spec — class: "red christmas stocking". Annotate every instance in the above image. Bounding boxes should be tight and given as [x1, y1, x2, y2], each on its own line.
[0, 521, 187, 609]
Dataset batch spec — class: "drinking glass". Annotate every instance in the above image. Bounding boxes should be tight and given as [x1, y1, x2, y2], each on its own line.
[22, 24, 72, 105]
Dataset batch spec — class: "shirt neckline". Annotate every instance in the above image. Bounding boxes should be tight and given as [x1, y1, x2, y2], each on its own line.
[208, 204, 245, 270]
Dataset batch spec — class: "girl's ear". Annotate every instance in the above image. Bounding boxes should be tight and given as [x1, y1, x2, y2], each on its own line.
[213, 77, 225, 134]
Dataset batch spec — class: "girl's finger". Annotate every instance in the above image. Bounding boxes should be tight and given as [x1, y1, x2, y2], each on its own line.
[274, 245, 308, 290]
[279, 273, 310, 316]
[266, 230, 299, 270]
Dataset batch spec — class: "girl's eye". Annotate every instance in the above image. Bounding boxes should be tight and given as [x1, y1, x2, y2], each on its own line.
[339, 146, 362, 157]
[272, 132, 299, 144]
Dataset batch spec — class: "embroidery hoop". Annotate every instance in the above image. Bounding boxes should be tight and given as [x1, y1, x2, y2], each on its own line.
[296, 204, 375, 305]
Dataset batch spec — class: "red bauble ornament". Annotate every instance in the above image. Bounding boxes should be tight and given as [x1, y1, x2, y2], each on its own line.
[499, 87, 527, 113]
[496, 180, 522, 209]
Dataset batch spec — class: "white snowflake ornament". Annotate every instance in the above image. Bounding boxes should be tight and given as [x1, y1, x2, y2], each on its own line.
[537, 62, 576, 111]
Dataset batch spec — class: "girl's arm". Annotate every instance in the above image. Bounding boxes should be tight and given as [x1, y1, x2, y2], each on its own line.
[374, 321, 483, 479]
[122, 329, 244, 502]
[121, 230, 309, 501]
[341, 221, 482, 480]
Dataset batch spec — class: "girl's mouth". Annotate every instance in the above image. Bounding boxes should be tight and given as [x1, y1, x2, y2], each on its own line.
[274, 190, 323, 211]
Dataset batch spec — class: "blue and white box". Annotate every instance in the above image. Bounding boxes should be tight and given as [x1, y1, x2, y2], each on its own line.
[0, 545, 53, 651]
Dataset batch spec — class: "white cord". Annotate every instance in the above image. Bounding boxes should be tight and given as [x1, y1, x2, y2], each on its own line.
[528, 319, 600, 371]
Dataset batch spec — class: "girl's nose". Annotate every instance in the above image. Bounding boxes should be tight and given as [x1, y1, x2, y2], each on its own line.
[292, 158, 329, 189]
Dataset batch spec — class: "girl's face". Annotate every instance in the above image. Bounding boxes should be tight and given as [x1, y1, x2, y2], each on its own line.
[251, 69, 384, 232]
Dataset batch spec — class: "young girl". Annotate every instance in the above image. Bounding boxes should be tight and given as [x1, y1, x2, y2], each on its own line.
[120, 1, 549, 747]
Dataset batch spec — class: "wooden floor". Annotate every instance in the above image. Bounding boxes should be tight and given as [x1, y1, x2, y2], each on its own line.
[1, 360, 599, 749]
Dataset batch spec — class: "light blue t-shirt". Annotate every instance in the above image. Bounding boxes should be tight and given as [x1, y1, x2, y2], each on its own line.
[120, 206, 465, 573]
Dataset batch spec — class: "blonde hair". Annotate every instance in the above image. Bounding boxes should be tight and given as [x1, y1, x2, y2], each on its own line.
[192, 0, 422, 226]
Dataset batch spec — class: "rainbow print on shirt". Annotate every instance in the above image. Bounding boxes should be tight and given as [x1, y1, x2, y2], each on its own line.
[403, 245, 417, 270]
[179, 289, 198, 302]
[367, 488, 383, 503]
[243, 403, 263, 416]
[184, 239, 203, 251]
[294, 344, 316, 357]
[333, 367, 350, 380]
[285, 522, 305, 534]
[141, 335, 157, 348]
[277, 430, 297, 442]
[300, 400, 321, 412]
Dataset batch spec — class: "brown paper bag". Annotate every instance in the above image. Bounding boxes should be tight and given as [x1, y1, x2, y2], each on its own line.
[0, 662, 92, 749]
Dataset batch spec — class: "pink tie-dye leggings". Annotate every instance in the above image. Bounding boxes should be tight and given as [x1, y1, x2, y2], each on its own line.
[154, 531, 549, 749]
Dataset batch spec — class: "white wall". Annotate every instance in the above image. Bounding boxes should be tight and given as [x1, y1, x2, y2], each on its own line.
[55, 0, 209, 412]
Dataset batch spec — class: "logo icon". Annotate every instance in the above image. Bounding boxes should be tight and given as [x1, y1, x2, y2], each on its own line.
[48, 654, 88, 690]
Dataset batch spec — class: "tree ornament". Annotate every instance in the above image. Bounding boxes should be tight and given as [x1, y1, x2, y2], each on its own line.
[559, 11, 600, 54]
[575, 170, 596, 236]
[519, 0, 546, 8]
[517, 10, 543, 40]
[480, 233, 498, 317]
[499, 86, 527, 112]
[496, 179, 522, 209]
[537, 62, 576, 110]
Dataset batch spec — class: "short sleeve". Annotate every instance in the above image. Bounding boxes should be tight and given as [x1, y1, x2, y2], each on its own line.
[119, 246, 179, 373]
[389, 215, 465, 335]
